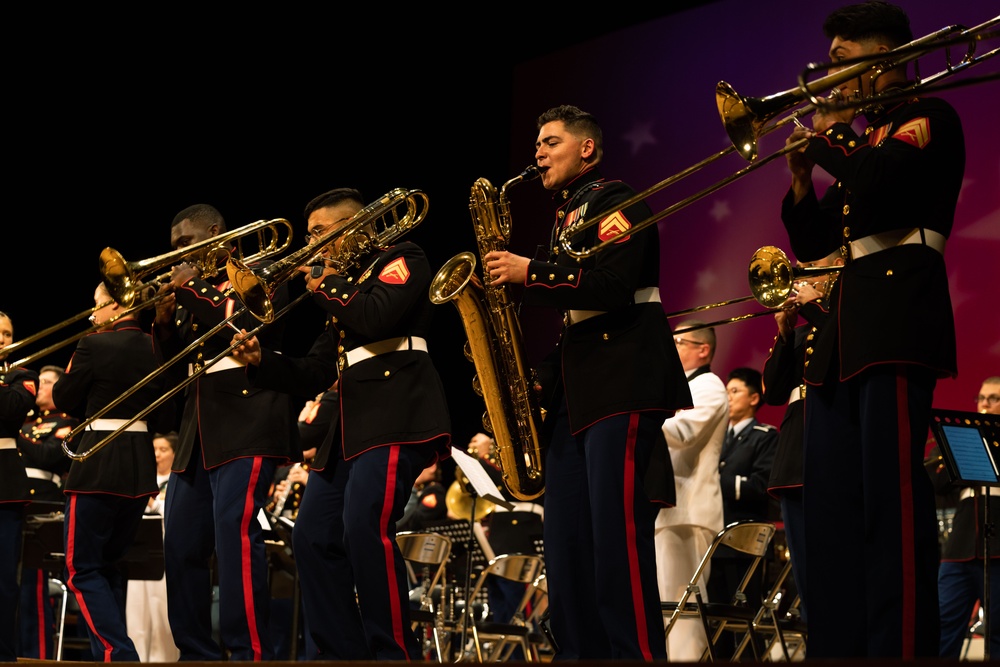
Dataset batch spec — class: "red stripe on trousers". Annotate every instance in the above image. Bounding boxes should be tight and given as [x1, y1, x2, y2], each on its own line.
[64, 495, 114, 661]
[381, 446, 410, 659]
[623, 413, 652, 660]
[240, 457, 264, 660]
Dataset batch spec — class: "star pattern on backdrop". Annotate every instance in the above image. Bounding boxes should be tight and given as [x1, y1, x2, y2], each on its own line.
[709, 199, 732, 223]
[623, 121, 657, 156]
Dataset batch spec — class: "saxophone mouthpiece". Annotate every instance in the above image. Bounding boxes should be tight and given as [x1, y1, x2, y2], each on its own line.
[520, 165, 541, 181]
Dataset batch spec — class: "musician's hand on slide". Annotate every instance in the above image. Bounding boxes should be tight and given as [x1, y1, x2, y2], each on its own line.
[484, 250, 529, 286]
[230, 329, 262, 366]
[775, 298, 798, 340]
[794, 282, 823, 306]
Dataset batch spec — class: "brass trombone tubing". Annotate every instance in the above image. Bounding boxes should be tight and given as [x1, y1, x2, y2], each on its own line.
[559, 141, 805, 261]
[228, 189, 429, 323]
[102, 218, 294, 308]
[558, 18, 999, 261]
[799, 18, 1000, 112]
[1, 288, 170, 373]
[61, 290, 312, 461]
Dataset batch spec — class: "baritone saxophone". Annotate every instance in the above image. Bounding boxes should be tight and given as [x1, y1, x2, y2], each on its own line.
[429, 166, 545, 501]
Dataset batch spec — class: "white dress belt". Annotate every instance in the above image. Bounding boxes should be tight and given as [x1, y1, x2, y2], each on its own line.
[0, 438, 16, 451]
[86, 419, 148, 432]
[788, 385, 805, 404]
[25, 467, 61, 487]
[850, 228, 946, 260]
[567, 287, 661, 325]
[342, 336, 428, 370]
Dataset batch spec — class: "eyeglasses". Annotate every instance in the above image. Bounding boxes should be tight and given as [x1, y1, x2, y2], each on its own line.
[977, 394, 1000, 406]
[304, 225, 331, 245]
[674, 336, 706, 347]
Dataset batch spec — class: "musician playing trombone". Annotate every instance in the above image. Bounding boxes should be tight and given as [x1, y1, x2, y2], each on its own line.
[781, 1, 964, 658]
[152, 204, 301, 661]
[50, 283, 174, 661]
[231, 187, 452, 661]
[484, 104, 692, 660]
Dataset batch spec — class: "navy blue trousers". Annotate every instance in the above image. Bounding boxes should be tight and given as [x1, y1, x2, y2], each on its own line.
[163, 454, 276, 661]
[63, 493, 147, 662]
[0, 505, 23, 661]
[542, 399, 666, 660]
[803, 364, 940, 658]
[291, 444, 433, 660]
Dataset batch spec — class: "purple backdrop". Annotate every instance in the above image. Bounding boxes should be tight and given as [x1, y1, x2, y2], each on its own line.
[503, 0, 999, 426]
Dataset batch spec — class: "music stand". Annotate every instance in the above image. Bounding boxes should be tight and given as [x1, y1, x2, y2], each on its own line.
[20, 511, 165, 581]
[929, 409, 1000, 660]
[448, 446, 513, 658]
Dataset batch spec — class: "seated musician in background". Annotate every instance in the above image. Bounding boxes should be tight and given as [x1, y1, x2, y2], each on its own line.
[927, 376, 1000, 658]
[654, 321, 727, 662]
[396, 461, 448, 533]
[17, 364, 76, 659]
[782, 1, 964, 657]
[52, 283, 174, 662]
[467, 432, 544, 629]
[707, 367, 777, 658]
[0, 310, 38, 662]
[125, 432, 180, 663]
[231, 186, 452, 660]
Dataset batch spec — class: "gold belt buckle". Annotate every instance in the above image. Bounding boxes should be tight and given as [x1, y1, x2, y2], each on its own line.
[338, 354, 347, 372]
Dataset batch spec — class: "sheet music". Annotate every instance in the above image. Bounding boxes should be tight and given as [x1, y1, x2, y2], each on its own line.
[450, 446, 514, 510]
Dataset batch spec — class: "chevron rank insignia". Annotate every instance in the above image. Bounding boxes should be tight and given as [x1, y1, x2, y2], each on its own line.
[598, 210, 631, 243]
[379, 258, 410, 284]
[892, 117, 931, 149]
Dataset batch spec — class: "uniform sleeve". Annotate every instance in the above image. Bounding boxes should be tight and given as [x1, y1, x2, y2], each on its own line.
[0, 369, 38, 421]
[51, 339, 94, 415]
[523, 182, 656, 311]
[662, 374, 727, 449]
[804, 102, 961, 197]
[762, 333, 797, 407]
[311, 243, 431, 339]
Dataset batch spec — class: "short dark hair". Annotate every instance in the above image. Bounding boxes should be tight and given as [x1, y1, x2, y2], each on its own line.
[728, 367, 763, 398]
[303, 188, 365, 220]
[675, 320, 716, 362]
[171, 203, 226, 233]
[154, 431, 179, 452]
[39, 365, 65, 377]
[537, 104, 604, 161]
[823, 1, 912, 49]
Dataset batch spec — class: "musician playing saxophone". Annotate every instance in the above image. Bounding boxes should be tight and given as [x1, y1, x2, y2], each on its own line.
[231, 187, 451, 661]
[484, 104, 691, 660]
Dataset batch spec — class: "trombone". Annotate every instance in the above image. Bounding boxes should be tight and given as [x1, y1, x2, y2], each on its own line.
[61, 290, 313, 461]
[228, 188, 430, 323]
[558, 17, 999, 260]
[0, 218, 294, 373]
[101, 217, 294, 307]
[666, 245, 843, 334]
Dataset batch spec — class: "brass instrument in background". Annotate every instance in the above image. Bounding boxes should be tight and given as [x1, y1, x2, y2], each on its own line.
[1, 218, 294, 374]
[228, 188, 430, 323]
[445, 440, 497, 522]
[429, 167, 546, 501]
[662, 245, 844, 334]
[557, 17, 999, 259]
